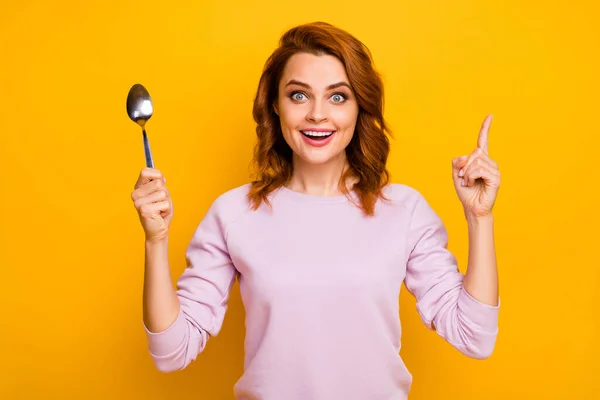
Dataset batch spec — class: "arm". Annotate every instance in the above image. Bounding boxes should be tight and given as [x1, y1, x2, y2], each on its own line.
[143, 199, 238, 373]
[143, 237, 181, 333]
[462, 214, 498, 306]
[404, 194, 500, 360]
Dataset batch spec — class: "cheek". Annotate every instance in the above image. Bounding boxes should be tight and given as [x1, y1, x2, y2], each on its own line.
[278, 108, 303, 146]
[279, 103, 306, 127]
[332, 107, 358, 132]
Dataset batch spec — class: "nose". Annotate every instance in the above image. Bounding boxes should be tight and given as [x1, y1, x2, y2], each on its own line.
[306, 99, 327, 123]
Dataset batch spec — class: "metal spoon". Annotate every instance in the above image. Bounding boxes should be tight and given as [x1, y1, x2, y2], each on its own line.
[126, 83, 155, 168]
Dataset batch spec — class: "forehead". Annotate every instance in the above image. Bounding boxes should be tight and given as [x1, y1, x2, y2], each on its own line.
[280, 53, 349, 87]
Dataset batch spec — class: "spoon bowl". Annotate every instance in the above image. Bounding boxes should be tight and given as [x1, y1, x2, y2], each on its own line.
[126, 83, 155, 168]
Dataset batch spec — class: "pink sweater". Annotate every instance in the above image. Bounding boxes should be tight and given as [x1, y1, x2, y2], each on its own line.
[144, 183, 500, 399]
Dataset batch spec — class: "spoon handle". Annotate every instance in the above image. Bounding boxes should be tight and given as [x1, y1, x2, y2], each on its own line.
[142, 129, 155, 168]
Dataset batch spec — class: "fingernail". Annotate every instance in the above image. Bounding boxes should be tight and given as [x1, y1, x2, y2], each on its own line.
[460, 155, 468, 160]
[459, 169, 464, 177]
[461, 179, 466, 186]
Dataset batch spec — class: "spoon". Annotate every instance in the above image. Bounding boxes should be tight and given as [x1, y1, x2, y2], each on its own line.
[126, 83, 155, 168]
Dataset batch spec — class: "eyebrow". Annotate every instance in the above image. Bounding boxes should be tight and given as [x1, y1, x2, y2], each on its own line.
[284, 79, 352, 91]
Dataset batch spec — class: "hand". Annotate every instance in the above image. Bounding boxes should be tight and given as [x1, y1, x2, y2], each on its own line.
[452, 115, 501, 219]
[131, 168, 174, 242]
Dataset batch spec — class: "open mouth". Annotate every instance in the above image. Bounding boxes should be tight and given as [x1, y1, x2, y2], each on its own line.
[300, 130, 335, 141]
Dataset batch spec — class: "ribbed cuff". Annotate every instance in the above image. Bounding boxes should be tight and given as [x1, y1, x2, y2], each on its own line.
[143, 308, 187, 357]
[458, 286, 500, 333]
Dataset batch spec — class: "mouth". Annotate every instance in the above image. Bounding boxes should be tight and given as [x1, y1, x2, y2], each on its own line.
[299, 130, 337, 147]
[300, 130, 336, 141]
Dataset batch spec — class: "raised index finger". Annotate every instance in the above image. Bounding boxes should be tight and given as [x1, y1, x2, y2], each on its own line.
[478, 114, 493, 153]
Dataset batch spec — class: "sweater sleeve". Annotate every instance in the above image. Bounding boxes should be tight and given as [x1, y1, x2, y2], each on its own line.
[143, 197, 239, 372]
[404, 193, 500, 359]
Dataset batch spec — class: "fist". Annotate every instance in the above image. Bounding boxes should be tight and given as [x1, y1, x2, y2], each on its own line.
[131, 168, 173, 242]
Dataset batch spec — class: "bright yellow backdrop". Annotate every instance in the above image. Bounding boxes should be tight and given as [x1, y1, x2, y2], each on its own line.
[1, 0, 598, 399]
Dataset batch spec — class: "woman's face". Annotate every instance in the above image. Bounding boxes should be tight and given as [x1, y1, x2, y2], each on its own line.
[275, 52, 359, 166]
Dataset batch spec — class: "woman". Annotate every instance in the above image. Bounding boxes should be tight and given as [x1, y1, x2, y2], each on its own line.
[131, 21, 500, 400]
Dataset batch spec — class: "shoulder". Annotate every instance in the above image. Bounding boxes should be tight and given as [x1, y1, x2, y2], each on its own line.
[213, 183, 252, 205]
[187, 184, 253, 246]
[380, 183, 427, 212]
[191, 183, 254, 241]
[195, 183, 253, 234]
[381, 183, 443, 224]
[382, 184, 447, 239]
[209, 183, 252, 219]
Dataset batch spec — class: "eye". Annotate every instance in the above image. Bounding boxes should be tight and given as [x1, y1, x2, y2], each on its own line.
[290, 91, 307, 101]
[330, 93, 347, 103]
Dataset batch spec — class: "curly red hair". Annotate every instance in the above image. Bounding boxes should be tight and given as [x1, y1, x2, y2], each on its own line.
[248, 21, 391, 216]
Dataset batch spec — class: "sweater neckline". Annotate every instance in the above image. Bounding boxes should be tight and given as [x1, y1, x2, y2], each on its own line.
[276, 185, 358, 204]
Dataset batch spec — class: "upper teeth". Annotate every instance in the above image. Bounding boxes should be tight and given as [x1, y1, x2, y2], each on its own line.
[303, 131, 333, 137]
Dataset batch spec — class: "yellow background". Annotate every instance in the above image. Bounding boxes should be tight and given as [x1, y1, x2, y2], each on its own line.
[1, 0, 598, 398]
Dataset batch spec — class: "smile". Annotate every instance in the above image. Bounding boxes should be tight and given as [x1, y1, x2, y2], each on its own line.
[300, 130, 335, 139]
[299, 130, 337, 147]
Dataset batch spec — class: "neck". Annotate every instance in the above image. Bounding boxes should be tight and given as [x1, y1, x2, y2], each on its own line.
[286, 153, 355, 196]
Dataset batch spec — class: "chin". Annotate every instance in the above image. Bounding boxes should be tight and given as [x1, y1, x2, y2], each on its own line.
[297, 148, 344, 165]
